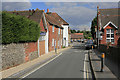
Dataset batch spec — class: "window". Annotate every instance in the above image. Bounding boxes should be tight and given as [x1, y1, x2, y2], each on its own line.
[106, 29, 114, 44]
[52, 25, 54, 32]
[107, 34, 110, 38]
[106, 29, 110, 33]
[39, 36, 45, 41]
[52, 39, 54, 46]
[61, 39, 62, 45]
[58, 28, 60, 34]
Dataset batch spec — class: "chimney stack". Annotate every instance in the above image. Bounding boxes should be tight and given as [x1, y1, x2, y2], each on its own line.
[29, 9, 31, 12]
[47, 9, 49, 13]
[32, 9, 34, 12]
[14, 10, 16, 12]
[43, 9, 45, 12]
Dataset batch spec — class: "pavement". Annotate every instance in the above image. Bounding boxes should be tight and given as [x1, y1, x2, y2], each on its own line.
[89, 49, 119, 80]
[1, 46, 71, 79]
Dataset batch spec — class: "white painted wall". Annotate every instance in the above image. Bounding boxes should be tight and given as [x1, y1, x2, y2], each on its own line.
[45, 30, 49, 53]
[62, 25, 69, 47]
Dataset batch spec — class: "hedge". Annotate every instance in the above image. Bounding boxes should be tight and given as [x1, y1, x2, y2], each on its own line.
[2, 11, 40, 44]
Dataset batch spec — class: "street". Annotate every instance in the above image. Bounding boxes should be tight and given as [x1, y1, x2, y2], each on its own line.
[21, 42, 90, 78]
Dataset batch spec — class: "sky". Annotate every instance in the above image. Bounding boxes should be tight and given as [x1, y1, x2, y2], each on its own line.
[2, 0, 119, 31]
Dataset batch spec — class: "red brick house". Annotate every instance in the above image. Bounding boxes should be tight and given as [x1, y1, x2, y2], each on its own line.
[9, 8, 49, 58]
[46, 10, 69, 47]
[97, 7, 120, 46]
[45, 10, 63, 51]
[71, 33, 84, 41]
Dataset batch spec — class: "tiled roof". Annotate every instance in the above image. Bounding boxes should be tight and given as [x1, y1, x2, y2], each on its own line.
[68, 27, 71, 34]
[99, 8, 120, 30]
[8, 9, 47, 32]
[45, 13, 63, 29]
[74, 33, 83, 35]
[71, 33, 84, 39]
[47, 12, 69, 25]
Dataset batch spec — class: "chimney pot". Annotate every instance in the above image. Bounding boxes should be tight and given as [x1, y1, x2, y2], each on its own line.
[47, 9, 49, 13]
[14, 10, 16, 12]
[43, 9, 45, 12]
[36, 8, 39, 11]
[29, 9, 31, 12]
[32, 9, 34, 12]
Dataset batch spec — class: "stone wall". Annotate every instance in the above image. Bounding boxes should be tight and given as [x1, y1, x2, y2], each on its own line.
[2, 42, 38, 70]
[2, 43, 25, 70]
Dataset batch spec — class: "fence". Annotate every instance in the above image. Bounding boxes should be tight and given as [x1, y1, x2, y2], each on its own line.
[98, 44, 120, 79]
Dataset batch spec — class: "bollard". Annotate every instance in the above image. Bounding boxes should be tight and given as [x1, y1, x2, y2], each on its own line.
[92, 45, 94, 50]
[100, 53, 105, 72]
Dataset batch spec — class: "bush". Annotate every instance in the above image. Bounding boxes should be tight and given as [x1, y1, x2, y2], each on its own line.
[2, 11, 40, 44]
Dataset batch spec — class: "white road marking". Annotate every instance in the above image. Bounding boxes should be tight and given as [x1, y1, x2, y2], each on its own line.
[84, 53, 89, 80]
[19, 53, 63, 79]
[84, 54, 87, 79]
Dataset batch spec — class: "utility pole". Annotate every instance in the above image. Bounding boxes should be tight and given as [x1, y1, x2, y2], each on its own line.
[97, 6, 100, 49]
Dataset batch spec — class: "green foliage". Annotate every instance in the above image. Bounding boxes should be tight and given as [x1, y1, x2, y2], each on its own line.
[71, 29, 76, 33]
[77, 30, 81, 33]
[83, 31, 92, 39]
[62, 46, 66, 48]
[2, 11, 40, 44]
[91, 16, 97, 39]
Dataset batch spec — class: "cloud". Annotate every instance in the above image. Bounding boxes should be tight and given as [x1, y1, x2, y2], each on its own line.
[2, 0, 31, 11]
[70, 24, 91, 31]
[83, 2, 118, 9]
[50, 4, 96, 30]
[30, 0, 119, 2]
[45, 2, 118, 30]
[3, 0, 30, 2]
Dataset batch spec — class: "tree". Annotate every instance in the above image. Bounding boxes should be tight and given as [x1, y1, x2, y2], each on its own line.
[71, 29, 76, 33]
[91, 16, 97, 39]
[2, 11, 40, 44]
[77, 30, 80, 33]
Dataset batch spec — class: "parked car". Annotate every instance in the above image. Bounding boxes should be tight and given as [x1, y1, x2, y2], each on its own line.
[77, 40, 80, 42]
[85, 40, 94, 50]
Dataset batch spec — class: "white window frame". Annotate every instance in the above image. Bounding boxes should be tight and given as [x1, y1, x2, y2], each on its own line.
[52, 25, 54, 32]
[58, 28, 60, 34]
[39, 36, 45, 41]
[61, 39, 62, 45]
[52, 39, 54, 46]
[106, 29, 114, 44]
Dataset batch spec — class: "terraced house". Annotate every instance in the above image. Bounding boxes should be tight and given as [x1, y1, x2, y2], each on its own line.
[46, 9, 69, 47]
[45, 9, 64, 51]
[9, 8, 69, 54]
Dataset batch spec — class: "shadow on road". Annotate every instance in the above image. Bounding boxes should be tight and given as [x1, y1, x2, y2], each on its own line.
[72, 44, 85, 50]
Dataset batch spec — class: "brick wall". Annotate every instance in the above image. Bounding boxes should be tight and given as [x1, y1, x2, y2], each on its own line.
[100, 25, 119, 46]
[24, 42, 38, 62]
[39, 41, 45, 56]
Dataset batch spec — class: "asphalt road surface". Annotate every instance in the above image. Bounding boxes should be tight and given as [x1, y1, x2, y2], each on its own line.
[24, 42, 88, 78]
